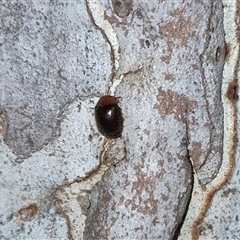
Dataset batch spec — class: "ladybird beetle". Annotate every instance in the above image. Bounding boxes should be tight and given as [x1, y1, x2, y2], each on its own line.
[95, 95, 123, 138]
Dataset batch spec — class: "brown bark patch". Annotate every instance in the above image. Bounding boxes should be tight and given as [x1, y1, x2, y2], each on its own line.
[227, 81, 238, 102]
[224, 42, 231, 62]
[17, 203, 38, 222]
[188, 141, 203, 169]
[129, 156, 160, 215]
[162, 7, 199, 49]
[165, 73, 175, 82]
[154, 87, 198, 123]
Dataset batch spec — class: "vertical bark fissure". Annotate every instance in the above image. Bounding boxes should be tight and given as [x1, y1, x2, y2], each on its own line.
[172, 101, 194, 239]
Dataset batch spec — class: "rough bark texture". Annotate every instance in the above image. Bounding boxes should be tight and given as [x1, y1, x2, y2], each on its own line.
[83, 0, 224, 239]
[179, 0, 239, 239]
[0, 0, 238, 239]
[0, 0, 111, 156]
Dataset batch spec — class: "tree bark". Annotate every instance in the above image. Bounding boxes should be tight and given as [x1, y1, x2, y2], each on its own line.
[0, 0, 238, 239]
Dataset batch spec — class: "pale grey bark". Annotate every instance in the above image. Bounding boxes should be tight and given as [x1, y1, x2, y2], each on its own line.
[0, 0, 238, 239]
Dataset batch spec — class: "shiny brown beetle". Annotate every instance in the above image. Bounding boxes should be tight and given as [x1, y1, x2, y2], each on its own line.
[95, 96, 123, 138]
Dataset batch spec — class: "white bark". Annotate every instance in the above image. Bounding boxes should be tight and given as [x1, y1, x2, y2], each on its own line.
[0, 0, 238, 239]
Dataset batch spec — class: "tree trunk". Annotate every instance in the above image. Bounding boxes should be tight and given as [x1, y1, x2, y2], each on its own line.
[0, 0, 238, 239]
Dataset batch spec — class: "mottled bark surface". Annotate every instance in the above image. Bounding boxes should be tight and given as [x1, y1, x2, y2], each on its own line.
[0, 1, 111, 156]
[0, 0, 239, 239]
[83, 0, 224, 239]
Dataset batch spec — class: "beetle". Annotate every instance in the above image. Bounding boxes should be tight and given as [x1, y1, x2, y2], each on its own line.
[95, 95, 123, 138]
